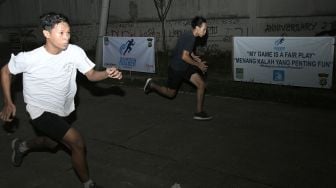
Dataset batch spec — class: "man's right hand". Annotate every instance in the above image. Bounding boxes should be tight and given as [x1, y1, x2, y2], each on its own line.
[0, 103, 16, 122]
[198, 61, 208, 73]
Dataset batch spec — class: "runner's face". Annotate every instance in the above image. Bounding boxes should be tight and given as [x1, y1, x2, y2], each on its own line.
[44, 21, 70, 53]
[197, 22, 207, 37]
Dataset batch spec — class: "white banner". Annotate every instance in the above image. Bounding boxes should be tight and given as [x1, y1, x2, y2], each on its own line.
[233, 37, 335, 88]
[103, 37, 155, 73]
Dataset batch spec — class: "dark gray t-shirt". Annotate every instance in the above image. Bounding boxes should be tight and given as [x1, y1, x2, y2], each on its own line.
[170, 31, 196, 71]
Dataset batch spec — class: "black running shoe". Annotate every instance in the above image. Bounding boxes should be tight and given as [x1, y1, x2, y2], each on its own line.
[11, 138, 25, 167]
[193, 111, 213, 121]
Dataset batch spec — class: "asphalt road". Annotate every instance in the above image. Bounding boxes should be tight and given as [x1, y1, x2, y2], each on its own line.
[0, 81, 336, 188]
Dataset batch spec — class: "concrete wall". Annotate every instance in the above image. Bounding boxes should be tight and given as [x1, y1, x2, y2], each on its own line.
[0, 0, 335, 53]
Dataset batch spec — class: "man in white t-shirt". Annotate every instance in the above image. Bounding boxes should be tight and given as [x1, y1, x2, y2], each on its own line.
[0, 12, 122, 188]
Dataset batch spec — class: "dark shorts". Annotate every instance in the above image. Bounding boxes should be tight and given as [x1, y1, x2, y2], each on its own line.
[31, 112, 71, 141]
[167, 65, 205, 90]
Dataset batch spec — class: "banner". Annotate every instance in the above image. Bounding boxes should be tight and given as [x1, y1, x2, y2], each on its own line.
[233, 37, 335, 88]
[103, 37, 155, 73]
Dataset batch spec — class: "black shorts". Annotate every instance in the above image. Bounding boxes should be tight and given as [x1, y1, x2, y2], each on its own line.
[31, 112, 71, 141]
[167, 65, 205, 90]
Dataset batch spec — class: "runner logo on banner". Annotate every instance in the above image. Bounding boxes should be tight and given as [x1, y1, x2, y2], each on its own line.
[103, 37, 155, 73]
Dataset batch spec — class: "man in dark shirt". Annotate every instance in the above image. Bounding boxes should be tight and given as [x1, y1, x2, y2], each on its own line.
[144, 16, 212, 120]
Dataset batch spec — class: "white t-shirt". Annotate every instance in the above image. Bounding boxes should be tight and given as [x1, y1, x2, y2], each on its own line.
[8, 44, 95, 119]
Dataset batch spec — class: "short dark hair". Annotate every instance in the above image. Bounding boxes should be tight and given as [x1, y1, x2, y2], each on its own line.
[191, 16, 207, 29]
[40, 12, 69, 31]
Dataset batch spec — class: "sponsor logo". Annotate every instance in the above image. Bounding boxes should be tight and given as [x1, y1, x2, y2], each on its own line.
[273, 70, 285, 81]
[273, 37, 286, 51]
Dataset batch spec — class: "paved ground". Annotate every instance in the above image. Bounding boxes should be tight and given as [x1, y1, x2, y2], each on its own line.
[0, 80, 336, 188]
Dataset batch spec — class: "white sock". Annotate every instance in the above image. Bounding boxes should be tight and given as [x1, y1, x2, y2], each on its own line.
[83, 179, 94, 188]
[19, 141, 29, 153]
